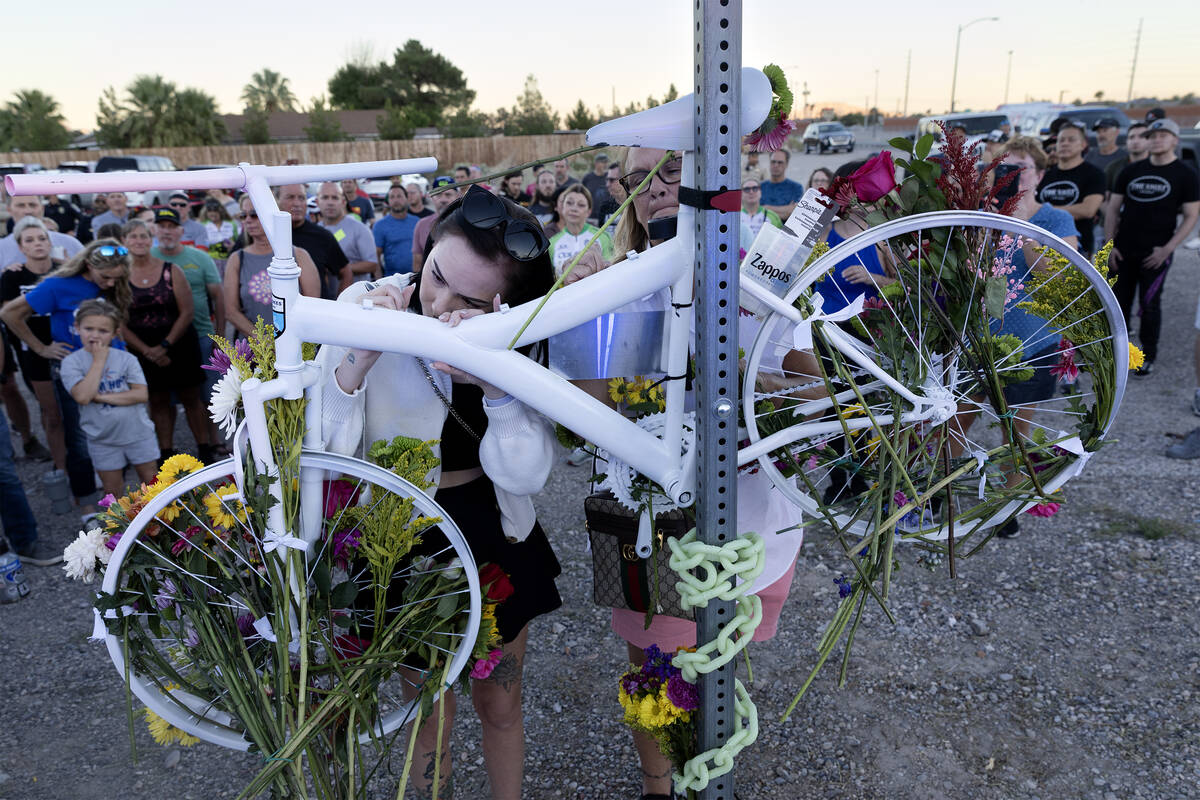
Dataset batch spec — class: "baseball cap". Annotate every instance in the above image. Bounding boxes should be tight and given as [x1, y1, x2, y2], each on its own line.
[986, 129, 1005, 143]
[168, 190, 190, 202]
[153, 207, 182, 225]
[1092, 117, 1120, 130]
[1145, 107, 1166, 122]
[593, 152, 610, 163]
[1147, 118, 1180, 137]
[432, 175, 456, 189]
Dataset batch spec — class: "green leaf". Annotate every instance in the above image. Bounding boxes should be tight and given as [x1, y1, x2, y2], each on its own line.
[889, 136, 914, 155]
[864, 209, 889, 228]
[313, 559, 332, 595]
[899, 178, 920, 212]
[330, 580, 359, 607]
[985, 275, 1008, 319]
[436, 594, 459, 620]
[908, 160, 933, 186]
[915, 133, 935, 161]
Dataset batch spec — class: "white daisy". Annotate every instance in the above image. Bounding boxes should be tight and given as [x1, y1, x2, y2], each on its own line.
[209, 369, 244, 438]
[62, 528, 110, 584]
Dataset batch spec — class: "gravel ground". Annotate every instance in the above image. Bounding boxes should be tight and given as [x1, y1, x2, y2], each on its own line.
[2, 220, 1197, 799]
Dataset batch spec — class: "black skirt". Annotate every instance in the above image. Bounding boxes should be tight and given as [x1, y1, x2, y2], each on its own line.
[434, 474, 562, 643]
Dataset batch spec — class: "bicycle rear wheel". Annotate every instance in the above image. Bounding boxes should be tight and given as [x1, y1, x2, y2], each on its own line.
[99, 450, 480, 751]
[741, 210, 1127, 541]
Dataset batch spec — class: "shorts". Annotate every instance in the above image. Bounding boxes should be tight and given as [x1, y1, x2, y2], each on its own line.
[611, 556, 798, 651]
[13, 342, 52, 383]
[87, 437, 161, 472]
[1002, 345, 1058, 406]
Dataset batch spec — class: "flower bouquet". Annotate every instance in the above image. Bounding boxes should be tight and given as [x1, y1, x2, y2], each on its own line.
[64, 326, 480, 800]
[742, 124, 1135, 714]
[618, 645, 699, 794]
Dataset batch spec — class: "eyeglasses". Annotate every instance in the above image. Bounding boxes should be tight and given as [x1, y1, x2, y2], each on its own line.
[93, 245, 129, 258]
[461, 186, 549, 262]
[169, 202, 189, 209]
[619, 157, 684, 194]
[238, 211, 258, 221]
[742, 185, 761, 192]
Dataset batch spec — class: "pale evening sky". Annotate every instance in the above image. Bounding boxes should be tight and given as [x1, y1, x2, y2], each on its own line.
[6, 0, 1199, 132]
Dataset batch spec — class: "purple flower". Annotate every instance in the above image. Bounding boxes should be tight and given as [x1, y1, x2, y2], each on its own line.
[236, 613, 256, 637]
[105, 532, 122, 551]
[333, 528, 362, 569]
[98, 493, 116, 509]
[202, 339, 252, 375]
[834, 574, 853, 598]
[666, 674, 699, 711]
[183, 627, 200, 649]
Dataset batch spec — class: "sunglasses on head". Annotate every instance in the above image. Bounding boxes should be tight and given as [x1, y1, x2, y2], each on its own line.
[461, 186, 549, 261]
[94, 245, 129, 258]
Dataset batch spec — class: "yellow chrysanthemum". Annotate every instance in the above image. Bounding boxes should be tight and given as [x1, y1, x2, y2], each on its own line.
[480, 603, 502, 649]
[157, 502, 183, 524]
[1128, 343, 1145, 371]
[144, 708, 200, 747]
[140, 480, 168, 506]
[204, 485, 247, 529]
[608, 377, 629, 403]
[156, 453, 205, 486]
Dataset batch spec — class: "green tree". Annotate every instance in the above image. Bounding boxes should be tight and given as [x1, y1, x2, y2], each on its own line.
[564, 100, 595, 131]
[328, 39, 474, 131]
[0, 89, 71, 151]
[305, 96, 345, 142]
[504, 75, 558, 136]
[663, 84, 679, 103]
[95, 75, 225, 147]
[241, 68, 299, 113]
[242, 108, 272, 145]
[376, 101, 420, 140]
[443, 107, 492, 139]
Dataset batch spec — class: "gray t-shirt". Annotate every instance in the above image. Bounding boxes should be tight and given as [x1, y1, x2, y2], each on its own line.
[59, 348, 155, 445]
[321, 216, 377, 280]
[87, 210, 129, 239]
[1085, 147, 1127, 175]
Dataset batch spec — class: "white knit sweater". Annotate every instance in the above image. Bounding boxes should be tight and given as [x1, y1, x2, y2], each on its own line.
[316, 275, 555, 541]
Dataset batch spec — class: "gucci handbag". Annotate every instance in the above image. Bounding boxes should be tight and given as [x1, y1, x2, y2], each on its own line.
[584, 491, 694, 621]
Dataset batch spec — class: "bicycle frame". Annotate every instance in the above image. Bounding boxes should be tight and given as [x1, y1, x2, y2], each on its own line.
[6, 158, 962, 529]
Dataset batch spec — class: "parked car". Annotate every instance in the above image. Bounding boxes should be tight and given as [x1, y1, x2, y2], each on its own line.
[914, 112, 1011, 159]
[57, 161, 95, 173]
[801, 122, 856, 154]
[95, 154, 178, 173]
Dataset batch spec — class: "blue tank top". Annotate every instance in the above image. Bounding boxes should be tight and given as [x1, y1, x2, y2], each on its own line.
[815, 226, 887, 314]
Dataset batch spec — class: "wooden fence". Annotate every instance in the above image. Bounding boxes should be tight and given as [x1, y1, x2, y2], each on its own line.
[11, 134, 590, 177]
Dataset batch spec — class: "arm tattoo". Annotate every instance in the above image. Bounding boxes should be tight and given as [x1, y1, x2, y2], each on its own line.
[481, 652, 521, 692]
[346, 352, 356, 364]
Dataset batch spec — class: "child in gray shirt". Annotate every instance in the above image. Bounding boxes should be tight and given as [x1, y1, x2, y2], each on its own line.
[60, 299, 159, 495]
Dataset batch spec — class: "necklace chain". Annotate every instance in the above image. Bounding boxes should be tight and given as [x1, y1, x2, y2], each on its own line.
[416, 358, 481, 443]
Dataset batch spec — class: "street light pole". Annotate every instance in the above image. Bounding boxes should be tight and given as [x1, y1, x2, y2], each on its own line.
[1003, 50, 1013, 105]
[950, 16, 999, 112]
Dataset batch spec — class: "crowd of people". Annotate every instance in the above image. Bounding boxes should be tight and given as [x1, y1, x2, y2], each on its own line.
[1, 112, 1198, 799]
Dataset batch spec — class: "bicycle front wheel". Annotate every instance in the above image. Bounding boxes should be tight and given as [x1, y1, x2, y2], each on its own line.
[741, 210, 1127, 541]
[99, 450, 481, 751]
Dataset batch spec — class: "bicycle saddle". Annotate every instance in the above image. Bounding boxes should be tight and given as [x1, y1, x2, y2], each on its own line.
[585, 67, 772, 151]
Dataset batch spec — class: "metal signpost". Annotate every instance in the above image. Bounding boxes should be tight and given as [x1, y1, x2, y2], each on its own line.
[693, 2, 742, 799]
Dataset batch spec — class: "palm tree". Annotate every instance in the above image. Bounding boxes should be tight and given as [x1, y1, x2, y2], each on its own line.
[0, 89, 71, 150]
[241, 69, 299, 113]
[93, 76, 227, 147]
[123, 75, 179, 146]
[174, 88, 226, 145]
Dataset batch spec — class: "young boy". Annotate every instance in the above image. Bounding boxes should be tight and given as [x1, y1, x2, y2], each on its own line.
[59, 300, 159, 495]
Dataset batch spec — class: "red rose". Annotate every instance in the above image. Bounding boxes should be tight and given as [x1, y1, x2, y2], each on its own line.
[479, 563, 515, 602]
[849, 151, 897, 203]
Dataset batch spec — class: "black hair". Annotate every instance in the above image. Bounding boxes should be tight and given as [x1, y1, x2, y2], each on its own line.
[834, 159, 868, 179]
[428, 194, 554, 309]
[504, 171, 522, 181]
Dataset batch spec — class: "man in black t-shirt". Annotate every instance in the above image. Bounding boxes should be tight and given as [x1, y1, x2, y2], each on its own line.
[276, 184, 350, 300]
[1105, 118, 1200, 376]
[1036, 121, 1106, 256]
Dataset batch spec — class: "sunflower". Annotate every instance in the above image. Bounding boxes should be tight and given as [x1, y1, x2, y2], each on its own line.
[1128, 344, 1145, 372]
[204, 485, 247, 529]
[156, 453, 206, 486]
[144, 707, 199, 747]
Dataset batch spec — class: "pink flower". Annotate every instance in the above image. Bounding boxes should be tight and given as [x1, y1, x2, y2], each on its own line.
[1025, 502, 1060, 518]
[323, 479, 362, 519]
[849, 152, 897, 203]
[743, 115, 798, 153]
[470, 649, 504, 680]
[98, 493, 116, 509]
[1050, 339, 1079, 384]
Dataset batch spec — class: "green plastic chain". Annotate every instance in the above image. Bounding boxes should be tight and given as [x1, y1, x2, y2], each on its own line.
[665, 530, 765, 792]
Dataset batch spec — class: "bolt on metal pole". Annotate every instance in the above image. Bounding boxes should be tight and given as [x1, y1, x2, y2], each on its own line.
[693, 2, 741, 799]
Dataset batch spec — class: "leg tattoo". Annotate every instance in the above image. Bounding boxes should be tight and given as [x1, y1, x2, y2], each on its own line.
[482, 653, 520, 692]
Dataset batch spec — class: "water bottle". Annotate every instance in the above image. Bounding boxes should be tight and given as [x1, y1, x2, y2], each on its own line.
[0, 541, 31, 604]
[43, 469, 72, 514]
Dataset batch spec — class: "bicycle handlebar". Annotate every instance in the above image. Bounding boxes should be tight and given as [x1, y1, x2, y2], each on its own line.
[4, 157, 440, 198]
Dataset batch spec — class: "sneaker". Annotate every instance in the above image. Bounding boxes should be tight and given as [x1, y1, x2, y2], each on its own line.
[22, 438, 52, 461]
[1192, 390, 1200, 417]
[16, 542, 64, 567]
[994, 518, 1020, 538]
[1134, 360, 1154, 377]
[566, 446, 592, 467]
[1166, 427, 1200, 460]
[1183, 237, 1200, 251]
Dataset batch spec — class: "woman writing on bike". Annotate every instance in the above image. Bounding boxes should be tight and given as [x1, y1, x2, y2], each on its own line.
[319, 186, 558, 800]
